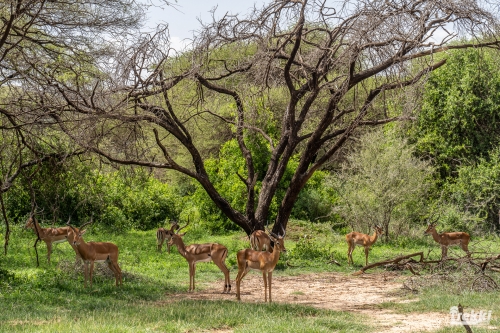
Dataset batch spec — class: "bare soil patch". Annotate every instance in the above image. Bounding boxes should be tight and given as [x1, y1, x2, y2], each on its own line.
[177, 272, 449, 333]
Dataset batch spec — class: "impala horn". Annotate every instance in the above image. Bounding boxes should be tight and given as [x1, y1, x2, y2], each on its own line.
[177, 216, 190, 234]
[66, 218, 77, 233]
[265, 220, 273, 236]
[79, 215, 94, 231]
[170, 220, 180, 233]
[426, 213, 440, 226]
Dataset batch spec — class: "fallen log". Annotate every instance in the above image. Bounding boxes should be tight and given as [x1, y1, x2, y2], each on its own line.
[327, 259, 341, 266]
[352, 252, 424, 276]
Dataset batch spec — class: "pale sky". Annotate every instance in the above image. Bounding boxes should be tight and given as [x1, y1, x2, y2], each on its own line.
[143, 1, 452, 50]
[144, 1, 270, 50]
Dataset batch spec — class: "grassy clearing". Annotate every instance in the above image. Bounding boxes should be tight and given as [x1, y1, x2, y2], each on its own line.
[0, 222, 372, 333]
[1, 220, 499, 332]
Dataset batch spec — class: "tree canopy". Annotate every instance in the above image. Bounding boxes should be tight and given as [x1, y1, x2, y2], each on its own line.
[3, 0, 500, 236]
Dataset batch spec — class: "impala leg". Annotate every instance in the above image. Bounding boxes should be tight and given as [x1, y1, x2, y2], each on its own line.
[462, 241, 471, 257]
[441, 246, 448, 260]
[89, 261, 94, 288]
[235, 266, 249, 301]
[347, 241, 354, 265]
[263, 271, 267, 302]
[107, 260, 121, 286]
[213, 251, 231, 293]
[364, 247, 369, 266]
[46, 241, 52, 264]
[115, 261, 123, 286]
[107, 261, 116, 286]
[83, 261, 88, 288]
[192, 263, 196, 291]
[268, 272, 273, 303]
[235, 270, 241, 300]
[187, 263, 192, 292]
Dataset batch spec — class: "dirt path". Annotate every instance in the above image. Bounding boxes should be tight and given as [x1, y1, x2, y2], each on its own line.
[179, 272, 449, 333]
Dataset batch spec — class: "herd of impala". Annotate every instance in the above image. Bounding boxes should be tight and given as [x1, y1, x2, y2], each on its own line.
[24, 214, 471, 302]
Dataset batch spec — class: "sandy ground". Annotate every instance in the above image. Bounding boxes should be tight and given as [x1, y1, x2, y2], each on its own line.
[175, 272, 450, 333]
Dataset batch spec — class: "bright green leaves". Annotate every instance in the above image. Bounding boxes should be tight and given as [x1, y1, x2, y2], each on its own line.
[414, 48, 500, 180]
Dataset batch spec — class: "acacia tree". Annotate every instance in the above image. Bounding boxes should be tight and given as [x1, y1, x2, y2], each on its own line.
[334, 130, 433, 240]
[34, 0, 500, 235]
[0, 0, 152, 253]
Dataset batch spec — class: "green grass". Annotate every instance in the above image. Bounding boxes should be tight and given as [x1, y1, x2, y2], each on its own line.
[1, 220, 499, 332]
[0, 223, 371, 332]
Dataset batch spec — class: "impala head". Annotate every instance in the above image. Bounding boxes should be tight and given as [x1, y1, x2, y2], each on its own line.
[24, 208, 43, 230]
[67, 227, 86, 246]
[24, 216, 36, 230]
[66, 217, 92, 246]
[167, 220, 180, 235]
[424, 222, 437, 235]
[167, 232, 185, 246]
[168, 218, 189, 245]
[424, 215, 439, 235]
[268, 226, 286, 253]
[374, 225, 383, 235]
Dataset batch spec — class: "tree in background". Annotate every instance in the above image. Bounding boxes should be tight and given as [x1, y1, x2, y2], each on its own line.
[26, 0, 500, 235]
[412, 48, 500, 180]
[334, 129, 433, 240]
[0, 0, 152, 253]
[443, 147, 500, 232]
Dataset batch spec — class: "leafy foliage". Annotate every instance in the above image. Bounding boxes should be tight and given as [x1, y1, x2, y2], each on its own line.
[5, 162, 182, 231]
[413, 48, 500, 179]
[190, 139, 338, 233]
[443, 147, 500, 231]
[334, 129, 433, 239]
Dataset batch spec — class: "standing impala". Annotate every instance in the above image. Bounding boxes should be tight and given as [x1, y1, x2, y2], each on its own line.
[67, 222, 122, 288]
[236, 229, 286, 302]
[346, 225, 383, 266]
[156, 221, 180, 253]
[424, 222, 470, 260]
[249, 230, 273, 252]
[24, 214, 80, 264]
[168, 221, 231, 293]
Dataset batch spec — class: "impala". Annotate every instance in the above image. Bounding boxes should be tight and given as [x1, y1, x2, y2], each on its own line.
[346, 225, 383, 266]
[156, 221, 180, 253]
[424, 222, 470, 260]
[67, 221, 122, 288]
[24, 214, 80, 264]
[168, 221, 231, 293]
[249, 230, 272, 252]
[235, 229, 286, 302]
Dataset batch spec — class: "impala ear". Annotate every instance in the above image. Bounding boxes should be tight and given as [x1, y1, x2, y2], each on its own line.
[178, 232, 186, 237]
[80, 229, 87, 236]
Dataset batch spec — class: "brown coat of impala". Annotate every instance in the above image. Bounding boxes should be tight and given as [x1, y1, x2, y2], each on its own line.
[67, 226, 122, 288]
[249, 230, 273, 252]
[168, 233, 231, 293]
[424, 223, 470, 259]
[156, 222, 180, 253]
[236, 233, 286, 302]
[24, 216, 80, 264]
[346, 225, 383, 266]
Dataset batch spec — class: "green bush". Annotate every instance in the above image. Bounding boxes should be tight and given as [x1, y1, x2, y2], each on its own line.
[412, 47, 500, 180]
[441, 149, 500, 232]
[289, 235, 331, 261]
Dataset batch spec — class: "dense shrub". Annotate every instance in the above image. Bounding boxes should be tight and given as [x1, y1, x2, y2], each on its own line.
[190, 139, 339, 233]
[412, 48, 500, 180]
[442, 147, 500, 232]
[333, 129, 434, 240]
[5, 161, 183, 231]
